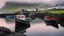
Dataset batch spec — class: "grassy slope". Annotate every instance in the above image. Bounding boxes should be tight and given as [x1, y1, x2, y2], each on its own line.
[8, 7, 21, 12]
[6, 6, 41, 12]
[48, 9, 64, 14]
[7, 7, 36, 12]
[7, 6, 64, 14]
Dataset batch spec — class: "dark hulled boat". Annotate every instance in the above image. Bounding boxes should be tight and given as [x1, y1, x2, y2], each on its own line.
[15, 14, 30, 32]
[44, 15, 59, 29]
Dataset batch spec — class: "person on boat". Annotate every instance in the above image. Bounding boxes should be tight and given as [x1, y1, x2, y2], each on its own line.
[29, 12, 36, 20]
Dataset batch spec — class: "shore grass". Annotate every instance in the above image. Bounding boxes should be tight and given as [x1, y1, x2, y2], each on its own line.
[48, 9, 64, 14]
[7, 7, 64, 14]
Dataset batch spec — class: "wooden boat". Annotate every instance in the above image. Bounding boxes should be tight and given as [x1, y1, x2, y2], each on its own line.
[44, 16, 59, 29]
[15, 14, 30, 32]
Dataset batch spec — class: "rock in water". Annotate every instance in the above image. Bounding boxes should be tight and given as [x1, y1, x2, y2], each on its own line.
[0, 32, 6, 36]
[0, 27, 11, 34]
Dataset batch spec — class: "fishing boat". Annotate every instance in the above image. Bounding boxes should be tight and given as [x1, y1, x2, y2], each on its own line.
[15, 14, 30, 32]
[0, 13, 30, 35]
[44, 15, 59, 29]
[29, 12, 36, 20]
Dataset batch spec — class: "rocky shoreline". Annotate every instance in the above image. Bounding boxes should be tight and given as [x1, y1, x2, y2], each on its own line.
[8, 32, 26, 36]
[0, 27, 26, 36]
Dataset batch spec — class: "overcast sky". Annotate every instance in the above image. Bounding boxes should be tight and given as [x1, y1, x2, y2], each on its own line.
[7, 0, 64, 3]
[6, 0, 64, 6]
[0, 0, 64, 9]
[7, 0, 57, 3]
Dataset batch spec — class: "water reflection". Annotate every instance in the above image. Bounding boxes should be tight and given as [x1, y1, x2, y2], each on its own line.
[58, 16, 64, 27]
[4, 18, 64, 36]
[15, 32, 27, 36]
[44, 15, 64, 29]
[0, 18, 27, 36]
[26, 23, 64, 36]
[5, 18, 15, 23]
[26, 18, 64, 36]
[45, 20, 59, 29]
[0, 17, 64, 36]
[0, 18, 15, 32]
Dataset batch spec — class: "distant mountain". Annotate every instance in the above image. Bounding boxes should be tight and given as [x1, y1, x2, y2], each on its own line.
[2, 2, 40, 9]
[0, 2, 41, 12]
[0, 2, 52, 12]
[1, 2, 53, 9]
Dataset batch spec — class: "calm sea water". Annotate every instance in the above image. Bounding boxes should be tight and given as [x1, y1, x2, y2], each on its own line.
[26, 18, 64, 36]
[0, 18, 15, 32]
[0, 18, 64, 36]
